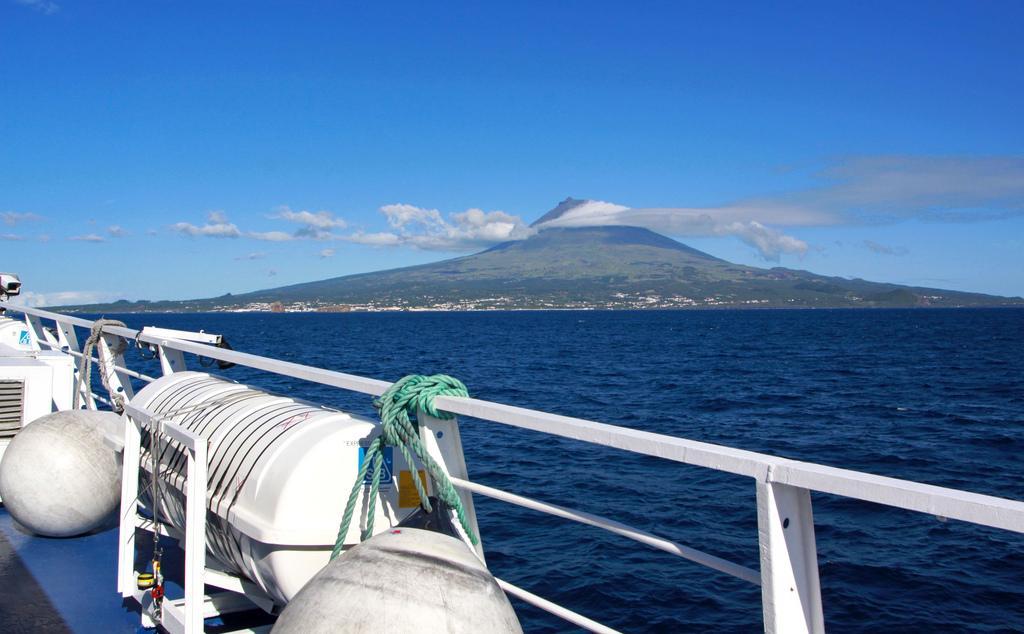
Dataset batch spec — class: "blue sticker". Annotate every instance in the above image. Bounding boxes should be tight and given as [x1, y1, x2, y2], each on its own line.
[18, 330, 30, 346]
[358, 446, 393, 487]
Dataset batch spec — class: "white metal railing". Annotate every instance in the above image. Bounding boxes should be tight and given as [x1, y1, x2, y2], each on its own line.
[448, 475, 761, 585]
[35, 338, 159, 382]
[7, 303, 1024, 634]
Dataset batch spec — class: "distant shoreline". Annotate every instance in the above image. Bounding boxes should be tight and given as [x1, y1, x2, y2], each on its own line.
[42, 303, 1024, 316]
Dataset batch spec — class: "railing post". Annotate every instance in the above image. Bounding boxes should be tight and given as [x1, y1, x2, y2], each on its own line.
[118, 413, 142, 597]
[46, 317, 76, 411]
[418, 409, 485, 562]
[183, 430, 208, 633]
[99, 333, 135, 404]
[23, 313, 53, 350]
[158, 345, 187, 376]
[756, 469, 824, 634]
[49, 318, 95, 409]
[54, 318, 80, 353]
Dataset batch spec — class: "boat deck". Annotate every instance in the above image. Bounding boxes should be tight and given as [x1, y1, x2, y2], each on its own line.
[0, 506, 275, 633]
[0, 506, 136, 632]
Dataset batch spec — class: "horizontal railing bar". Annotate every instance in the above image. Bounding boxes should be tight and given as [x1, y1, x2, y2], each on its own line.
[435, 395, 1024, 533]
[35, 339, 156, 382]
[141, 334, 393, 395]
[9, 304, 1024, 534]
[435, 393, 775, 479]
[451, 476, 760, 585]
[91, 392, 113, 408]
[13, 306, 95, 329]
[11, 306, 396, 396]
[495, 578, 622, 634]
[769, 462, 1024, 534]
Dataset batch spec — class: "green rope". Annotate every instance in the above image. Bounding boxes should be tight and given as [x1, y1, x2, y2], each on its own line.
[331, 374, 476, 559]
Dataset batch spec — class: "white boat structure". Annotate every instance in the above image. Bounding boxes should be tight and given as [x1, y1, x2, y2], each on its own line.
[1, 273, 1023, 633]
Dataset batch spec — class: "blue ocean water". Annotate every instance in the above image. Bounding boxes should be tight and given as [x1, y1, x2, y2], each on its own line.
[105, 308, 1024, 632]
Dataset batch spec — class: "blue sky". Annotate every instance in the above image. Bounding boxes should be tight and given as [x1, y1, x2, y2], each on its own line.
[2, 1, 1022, 304]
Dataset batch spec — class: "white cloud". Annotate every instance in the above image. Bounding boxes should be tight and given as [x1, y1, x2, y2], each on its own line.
[541, 200, 629, 223]
[862, 240, 909, 256]
[14, 0, 59, 15]
[536, 199, 808, 260]
[534, 156, 1024, 259]
[171, 207, 351, 242]
[171, 156, 1022, 259]
[171, 211, 242, 238]
[531, 155, 1024, 259]
[343, 231, 403, 247]
[1, 233, 23, 241]
[687, 155, 1024, 228]
[108, 225, 129, 238]
[319, 248, 335, 258]
[274, 206, 347, 229]
[819, 156, 1024, 220]
[69, 233, 106, 243]
[234, 252, 267, 261]
[716, 221, 808, 260]
[9, 290, 121, 308]
[1, 212, 43, 226]
[248, 230, 294, 242]
[450, 208, 530, 243]
[270, 206, 347, 240]
[367, 203, 534, 251]
[381, 204, 445, 230]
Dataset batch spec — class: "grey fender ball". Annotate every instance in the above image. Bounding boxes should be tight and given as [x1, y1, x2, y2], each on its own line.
[274, 528, 522, 634]
[0, 410, 122, 537]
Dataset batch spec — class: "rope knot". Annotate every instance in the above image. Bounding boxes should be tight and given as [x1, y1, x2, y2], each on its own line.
[73, 318, 129, 412]
[373, 373, 468, 425]
[333, 373, 475, 559]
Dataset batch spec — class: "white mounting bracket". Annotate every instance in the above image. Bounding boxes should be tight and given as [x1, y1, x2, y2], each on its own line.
[140, 326, 222, 376]
[119, 403, 273, 633]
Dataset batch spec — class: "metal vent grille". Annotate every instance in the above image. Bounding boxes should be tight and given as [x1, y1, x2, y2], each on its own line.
[0, 379, 25, 438]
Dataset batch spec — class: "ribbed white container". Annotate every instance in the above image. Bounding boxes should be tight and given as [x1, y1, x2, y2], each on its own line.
[132, 371, 424, 605]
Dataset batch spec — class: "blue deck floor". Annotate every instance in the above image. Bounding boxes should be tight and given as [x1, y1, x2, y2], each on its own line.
[0, 506, 141, 633]
[0, 505, 278, 633]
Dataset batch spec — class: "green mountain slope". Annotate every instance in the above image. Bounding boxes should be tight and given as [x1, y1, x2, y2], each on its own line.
[57, 222, 1022, 312]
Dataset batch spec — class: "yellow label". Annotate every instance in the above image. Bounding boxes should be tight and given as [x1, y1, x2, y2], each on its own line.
[398, 470, 428, 508]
